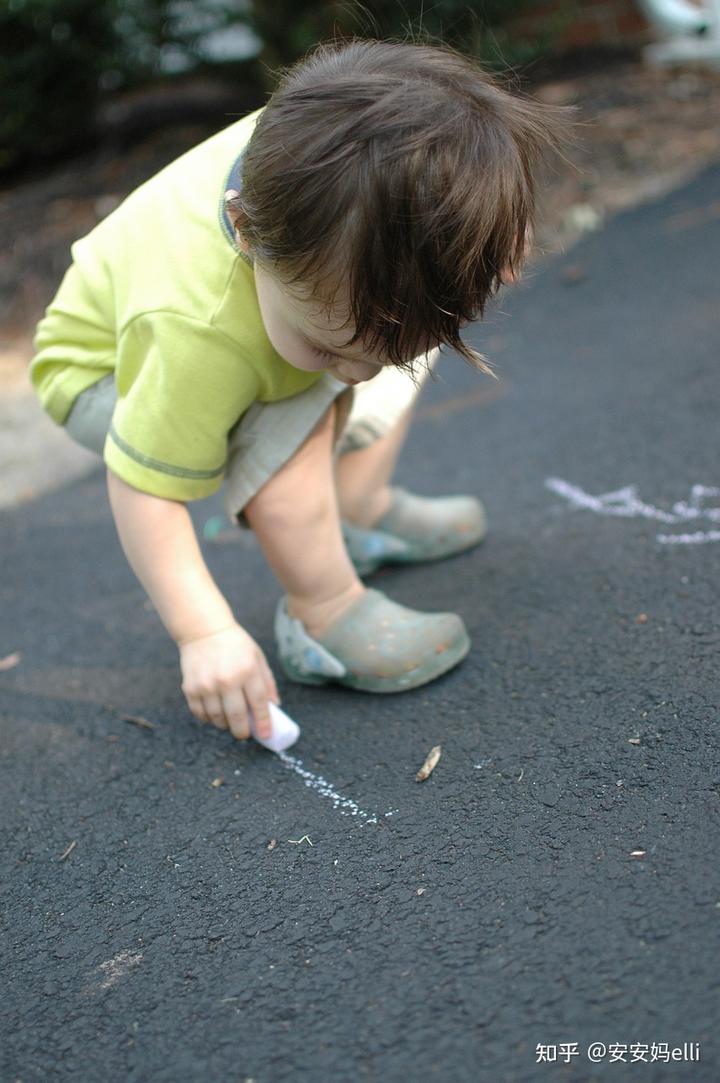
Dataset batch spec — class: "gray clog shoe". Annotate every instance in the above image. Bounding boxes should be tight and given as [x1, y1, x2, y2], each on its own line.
[274, 587, 470, 693]
[342, 487, 487, 576]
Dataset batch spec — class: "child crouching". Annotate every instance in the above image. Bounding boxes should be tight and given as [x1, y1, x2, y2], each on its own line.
[30, 38, 565, 742]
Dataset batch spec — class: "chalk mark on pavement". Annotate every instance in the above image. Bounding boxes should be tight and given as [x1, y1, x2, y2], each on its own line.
[277, 751, 399, 825]
[546, 478, 720, 545]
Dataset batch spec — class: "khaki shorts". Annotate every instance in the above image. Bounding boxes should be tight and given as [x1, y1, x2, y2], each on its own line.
[64, 348, 439, 526]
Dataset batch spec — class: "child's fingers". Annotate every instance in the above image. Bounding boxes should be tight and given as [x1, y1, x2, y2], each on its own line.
[245, 670, 273, 741]
[258, 651, 281, 705]
[185, 692, 219, 728]
[200, 692, 229, 731]
[219, 688, 251, 741]
[185, 693, 208, 724]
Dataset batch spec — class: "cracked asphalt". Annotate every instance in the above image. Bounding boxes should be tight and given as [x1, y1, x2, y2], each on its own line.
[2, 165, 719, 1083]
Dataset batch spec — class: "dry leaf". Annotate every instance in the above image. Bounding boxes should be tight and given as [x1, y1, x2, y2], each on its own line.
[0, 652, 21, 672]
[416, 744, 442, 782]
[211, 777, 224, 788]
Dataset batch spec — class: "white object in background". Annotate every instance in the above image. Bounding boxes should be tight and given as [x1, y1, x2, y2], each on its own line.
[249, 701, 301, 752]
[639, 0, 720, 66]
[637, 0, 709, 36]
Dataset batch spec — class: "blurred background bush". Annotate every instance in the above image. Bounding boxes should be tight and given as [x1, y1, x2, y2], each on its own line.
[0, 0, 597, 173]
[5, 0, 720, 508]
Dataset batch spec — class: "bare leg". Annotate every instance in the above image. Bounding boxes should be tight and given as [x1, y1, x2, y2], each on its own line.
[334, 404, 414, 528]
[245, 398, 472, 692]
[243, 403, 365, 639]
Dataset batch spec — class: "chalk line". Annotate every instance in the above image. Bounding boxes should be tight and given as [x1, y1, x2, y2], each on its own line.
[546, 478, 720, 545]
[96, 950, 143, 991]
[656, 530, 720, 546]
[545, 478, 679, 522]
[276, 751, 399, 825]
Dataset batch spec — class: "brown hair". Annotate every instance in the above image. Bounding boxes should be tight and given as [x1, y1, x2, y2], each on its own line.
[230, 38, 570, 375]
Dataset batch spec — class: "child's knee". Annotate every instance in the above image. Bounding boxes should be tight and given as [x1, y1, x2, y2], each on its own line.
[245, 473, 336, 536]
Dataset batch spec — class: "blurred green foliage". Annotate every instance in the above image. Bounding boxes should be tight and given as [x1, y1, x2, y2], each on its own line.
[1, 0, 116, 169]
[1, 0, 539, 172]
[245, 1, 530, 67]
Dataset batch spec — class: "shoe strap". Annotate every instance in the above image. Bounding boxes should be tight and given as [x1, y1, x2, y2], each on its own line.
[274, 598, 347, 679]
[341, 520, 409, 558]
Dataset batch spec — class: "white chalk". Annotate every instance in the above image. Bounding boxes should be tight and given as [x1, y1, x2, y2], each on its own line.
[249, 701, 301, 753]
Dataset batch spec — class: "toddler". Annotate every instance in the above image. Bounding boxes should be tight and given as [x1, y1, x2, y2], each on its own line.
[30, 38, 562, 743]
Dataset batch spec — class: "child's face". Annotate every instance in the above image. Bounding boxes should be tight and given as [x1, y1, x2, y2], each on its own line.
[254, 261, 421, 385]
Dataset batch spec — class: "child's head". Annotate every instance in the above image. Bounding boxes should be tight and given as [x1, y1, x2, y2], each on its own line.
[228, 38, 567, 383]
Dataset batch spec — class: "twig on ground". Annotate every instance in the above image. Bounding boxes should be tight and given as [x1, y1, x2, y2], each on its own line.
[120, 713, 156, 731]
[416, 745, 442, 782]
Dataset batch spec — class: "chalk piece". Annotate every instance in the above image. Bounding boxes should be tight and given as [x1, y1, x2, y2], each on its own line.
[249, 701, 301, 753]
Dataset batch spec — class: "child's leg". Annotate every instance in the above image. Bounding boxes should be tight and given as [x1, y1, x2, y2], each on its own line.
[244, 394, 471, 692]
[243, 402, 365, 639]
[332, 349, 437, 529]
[333, 383, 487, 575]
[334, 404, 414, 528]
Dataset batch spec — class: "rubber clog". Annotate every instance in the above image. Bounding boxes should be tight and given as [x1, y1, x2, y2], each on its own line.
[274, 587, 470, 693]
[342, 487, 487, 576]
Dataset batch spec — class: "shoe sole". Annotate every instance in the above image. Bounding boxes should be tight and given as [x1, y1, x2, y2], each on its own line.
[278, 626, 471, 693]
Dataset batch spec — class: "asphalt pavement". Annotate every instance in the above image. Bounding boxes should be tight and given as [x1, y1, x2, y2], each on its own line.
[2, 164, 719, 1083]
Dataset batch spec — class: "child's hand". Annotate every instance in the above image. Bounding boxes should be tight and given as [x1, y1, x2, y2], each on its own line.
[178, 623, 280, 741]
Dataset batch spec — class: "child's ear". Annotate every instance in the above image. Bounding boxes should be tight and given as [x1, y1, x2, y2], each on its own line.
[224, 188, 251, 254]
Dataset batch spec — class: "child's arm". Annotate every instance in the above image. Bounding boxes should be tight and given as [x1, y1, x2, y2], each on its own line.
[106, 467, 279, 741]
